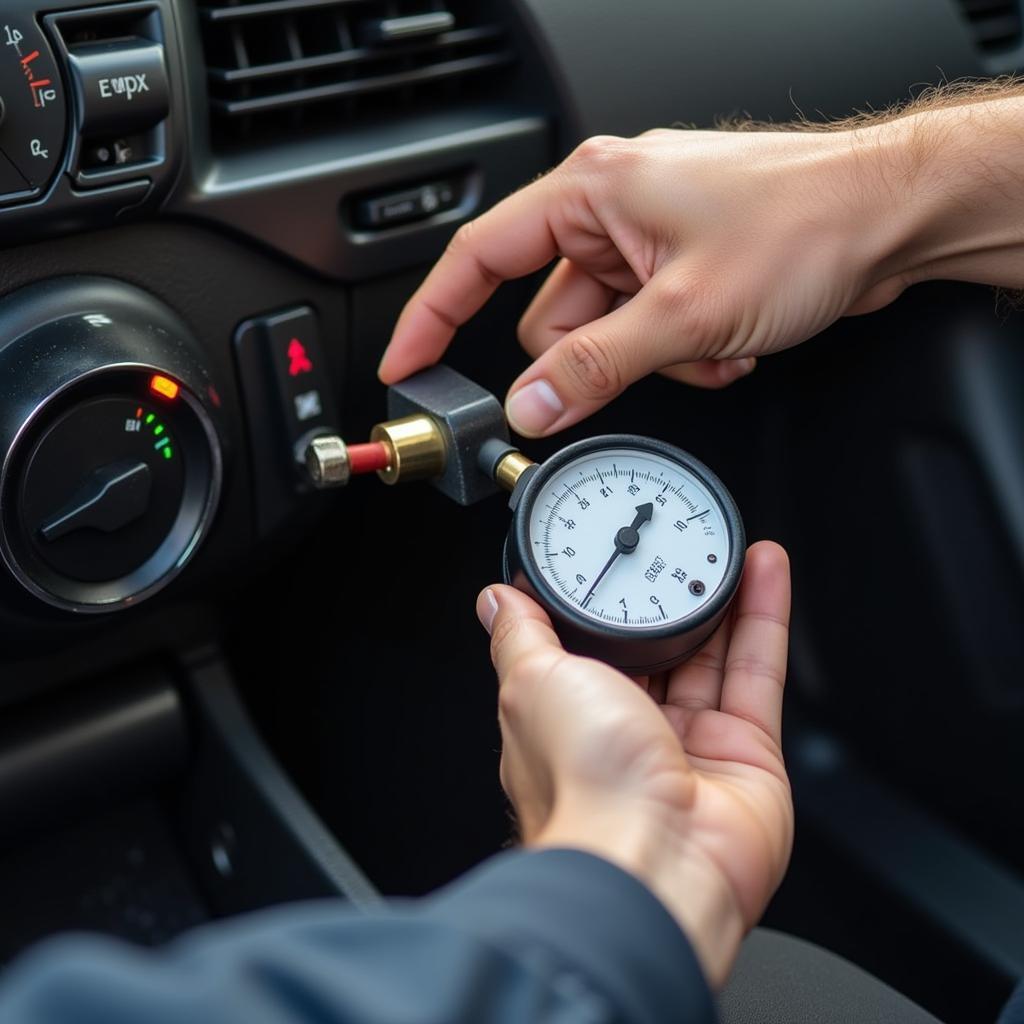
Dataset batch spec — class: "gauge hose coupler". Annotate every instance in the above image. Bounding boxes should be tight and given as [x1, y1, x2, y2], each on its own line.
[306, 414, 447, 488]
[305, 365, 514, 505]
[477, 438, 536, 494]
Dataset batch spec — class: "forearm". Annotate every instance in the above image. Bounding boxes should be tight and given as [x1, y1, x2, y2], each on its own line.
[848, 91, 1024, 293]
[0, 851, 715, 1024]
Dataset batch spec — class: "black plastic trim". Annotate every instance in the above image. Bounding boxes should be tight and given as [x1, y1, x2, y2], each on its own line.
[180, 651, 380, 911]
[0, 668, 187, 843]
[175, 113, 550, 280]
[789, 719, 1024, 984]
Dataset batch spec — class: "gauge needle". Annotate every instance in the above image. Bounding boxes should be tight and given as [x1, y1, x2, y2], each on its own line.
[580, 502, 653, 608]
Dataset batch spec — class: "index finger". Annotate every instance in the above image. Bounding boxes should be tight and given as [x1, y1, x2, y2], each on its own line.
[379, 174, 563, 384]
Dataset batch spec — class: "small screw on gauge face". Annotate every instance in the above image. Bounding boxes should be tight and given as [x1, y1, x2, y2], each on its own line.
[707, 553, 717, 564]
[689, 580, 706, 596]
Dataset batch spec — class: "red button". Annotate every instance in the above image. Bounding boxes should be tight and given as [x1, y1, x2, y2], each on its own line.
[287, 338, 313, 377]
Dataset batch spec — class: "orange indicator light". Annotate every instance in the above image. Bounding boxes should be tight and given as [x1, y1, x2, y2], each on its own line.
[149, 375, 180, 401]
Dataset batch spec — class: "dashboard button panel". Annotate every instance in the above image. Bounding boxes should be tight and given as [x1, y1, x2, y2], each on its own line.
[236, 306, 340, 459]
[262, 307, 338, 445]
[66, 36, 169, 138]
[353, 177, 461, 231]
[233, 306, 342, 537]
[0, 0, 183, 243]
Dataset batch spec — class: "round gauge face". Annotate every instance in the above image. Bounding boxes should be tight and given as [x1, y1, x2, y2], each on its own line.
[526, 446, 732, 630]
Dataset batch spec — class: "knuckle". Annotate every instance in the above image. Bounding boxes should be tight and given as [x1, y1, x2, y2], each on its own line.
[651, 272, 697, 314]
[726, 655, 785, 690]
[497, 679, 523, 721]
[499, 651, 553, 714]
[568, 134, 634, 174]
[560, 334, 624, 400]
[516, 309, 539, 352]
[446, 219, 477, 257]
[651, 272, 726, 357]
[513, 651, 556, 688]
[488, 614, 522, 660]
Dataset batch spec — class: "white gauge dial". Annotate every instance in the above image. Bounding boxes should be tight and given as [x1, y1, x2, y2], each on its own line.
[527, 447, 730, 629]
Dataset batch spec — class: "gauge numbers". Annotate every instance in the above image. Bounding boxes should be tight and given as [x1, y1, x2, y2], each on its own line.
[527, 447, 730, 629]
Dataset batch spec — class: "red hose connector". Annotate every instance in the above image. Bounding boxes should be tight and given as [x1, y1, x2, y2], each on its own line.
[346, 441, 392, 475]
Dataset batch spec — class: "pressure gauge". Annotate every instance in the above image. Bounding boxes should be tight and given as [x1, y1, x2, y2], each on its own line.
[302, 367, 747, 673]
[503, 435, 744, 674]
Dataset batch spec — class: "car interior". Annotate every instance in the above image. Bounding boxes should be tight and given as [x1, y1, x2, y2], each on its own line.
[1, 1, 1023, 1021]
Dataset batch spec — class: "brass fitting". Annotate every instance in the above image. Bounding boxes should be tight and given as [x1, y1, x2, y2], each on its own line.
[494, 450, 535, 492]
[370, 414, 447, 485]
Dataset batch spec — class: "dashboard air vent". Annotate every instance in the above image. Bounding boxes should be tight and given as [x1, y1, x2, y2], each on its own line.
[956, 0, 1022, 52]
[199, 0, 516, 149]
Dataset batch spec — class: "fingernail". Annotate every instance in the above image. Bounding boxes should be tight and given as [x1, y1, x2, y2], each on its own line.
[506, 379, 564, 436]
[732, 357, 757, 379]
[477, 588, 499, 634]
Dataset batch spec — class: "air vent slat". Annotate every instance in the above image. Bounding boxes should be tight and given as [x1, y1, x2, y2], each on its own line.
[201, 0, 363, 24]
[212, 50, 514, 116]
[955, 0, 1022, 53]
[208, 25, 503, 83]
[199, 0, 516, 151]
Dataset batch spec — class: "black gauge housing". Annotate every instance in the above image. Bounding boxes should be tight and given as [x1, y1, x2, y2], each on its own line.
[503, 434, 745, 675]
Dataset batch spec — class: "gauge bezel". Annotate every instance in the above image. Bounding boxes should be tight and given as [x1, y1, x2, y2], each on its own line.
[506, 434, 745, 673]
[0, 364, 222, 613]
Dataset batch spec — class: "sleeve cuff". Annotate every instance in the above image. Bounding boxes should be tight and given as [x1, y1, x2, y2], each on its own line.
[423, 848, 716, 1024]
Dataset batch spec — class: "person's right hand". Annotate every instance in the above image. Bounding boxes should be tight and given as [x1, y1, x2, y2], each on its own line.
[380, 126, 915, 436]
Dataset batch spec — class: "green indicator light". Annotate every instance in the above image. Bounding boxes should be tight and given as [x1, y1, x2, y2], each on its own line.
[155, 437, 169, 450]
[145, 414, 155, 425]
[154, 424, 164, 436]
[162, 447, 173, 460]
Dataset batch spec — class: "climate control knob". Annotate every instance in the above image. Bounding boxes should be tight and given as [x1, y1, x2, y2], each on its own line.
[0, 279, 223, 613]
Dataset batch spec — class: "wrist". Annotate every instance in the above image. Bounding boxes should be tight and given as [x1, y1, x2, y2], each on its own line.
[848, 96, 1024, 289]
[530, 800, 745, 988]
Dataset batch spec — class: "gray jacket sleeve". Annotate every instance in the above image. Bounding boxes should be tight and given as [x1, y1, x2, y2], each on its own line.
[0, 849, 716, 1024]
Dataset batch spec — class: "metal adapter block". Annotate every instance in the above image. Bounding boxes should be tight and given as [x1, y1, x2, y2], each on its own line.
[386, 365, 509, 505]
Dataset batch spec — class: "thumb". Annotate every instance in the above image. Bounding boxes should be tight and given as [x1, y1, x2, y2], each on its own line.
[477, 584, 568, 833]
[477, 584, 565, 687]
[504, 270, 744, 437]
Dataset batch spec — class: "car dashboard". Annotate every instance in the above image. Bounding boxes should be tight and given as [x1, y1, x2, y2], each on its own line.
[0, 2, 1023, 1022]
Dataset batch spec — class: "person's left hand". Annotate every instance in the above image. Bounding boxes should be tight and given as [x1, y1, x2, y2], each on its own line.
[477, 540, 793, 987]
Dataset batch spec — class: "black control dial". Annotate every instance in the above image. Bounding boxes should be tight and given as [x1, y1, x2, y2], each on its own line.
[22, 394, 187, 583]
[2, 369, 220, 611]
[0, 16, 66, 196]
[0, 278, 225, 614]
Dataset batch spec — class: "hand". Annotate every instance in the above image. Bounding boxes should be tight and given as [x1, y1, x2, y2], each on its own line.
[476, 541, 793, 987]
[384, 92, 1024, 436]
[381, 126, 916, 436]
